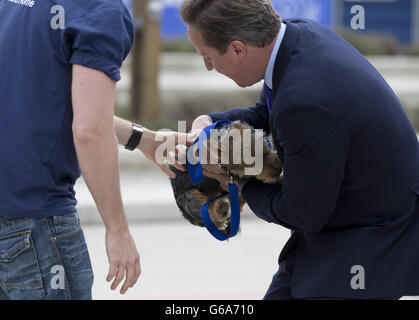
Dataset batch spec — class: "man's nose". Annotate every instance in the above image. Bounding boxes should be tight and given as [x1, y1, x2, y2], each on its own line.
[204, 57, 214, 71]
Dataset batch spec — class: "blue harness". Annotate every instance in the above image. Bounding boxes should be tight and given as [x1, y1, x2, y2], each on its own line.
[187, 121, 241, 241]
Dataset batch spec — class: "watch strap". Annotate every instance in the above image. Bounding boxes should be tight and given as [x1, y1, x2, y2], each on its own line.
[124, 123, 143, 151]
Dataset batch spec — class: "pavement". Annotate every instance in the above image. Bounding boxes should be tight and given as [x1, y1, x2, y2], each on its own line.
[85, 219, 289, 300]
[85, 220, 418, 300]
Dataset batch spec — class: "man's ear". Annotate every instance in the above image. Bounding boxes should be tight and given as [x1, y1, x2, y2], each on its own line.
[230, 41, 247, 60]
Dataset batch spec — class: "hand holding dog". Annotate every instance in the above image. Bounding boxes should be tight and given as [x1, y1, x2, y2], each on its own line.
[202, 163, 245, 193]
[166, 114, 213, 174]
[137, 129, 194, 178]
[190, 114, 213, 140]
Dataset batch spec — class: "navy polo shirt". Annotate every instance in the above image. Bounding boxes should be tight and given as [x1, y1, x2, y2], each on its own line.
[0, 0, 134, 217]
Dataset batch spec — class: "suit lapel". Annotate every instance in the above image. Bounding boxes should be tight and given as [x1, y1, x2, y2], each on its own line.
[272, 20, 301, 99]
[269, 20, 301, 157]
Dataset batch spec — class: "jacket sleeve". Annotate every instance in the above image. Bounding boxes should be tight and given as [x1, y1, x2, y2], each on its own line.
[242, 103, 350, 233]
[208, 88, 271, 134]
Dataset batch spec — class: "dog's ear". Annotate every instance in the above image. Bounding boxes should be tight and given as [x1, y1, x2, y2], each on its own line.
[180, 190, 206, 227]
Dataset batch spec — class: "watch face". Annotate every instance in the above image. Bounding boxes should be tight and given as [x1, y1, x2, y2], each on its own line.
[133, 124, 143, 132]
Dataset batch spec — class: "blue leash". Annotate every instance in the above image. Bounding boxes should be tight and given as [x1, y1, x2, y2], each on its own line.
[187, 121, 241, 241]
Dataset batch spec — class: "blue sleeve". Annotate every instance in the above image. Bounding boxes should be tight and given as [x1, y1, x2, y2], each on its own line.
[242, 104, 350, 233]
[63, 5, 134, 81]
[208, 88, 271, 133]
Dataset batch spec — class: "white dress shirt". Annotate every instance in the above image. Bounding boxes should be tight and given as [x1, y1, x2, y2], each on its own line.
[264, 22, 287, 90]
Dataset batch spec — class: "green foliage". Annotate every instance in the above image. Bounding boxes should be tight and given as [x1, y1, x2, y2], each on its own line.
[156, 91, 259, 131]
[337, 29, 400, 55]
[406, 43, 419, 56]
[161, 39, 196, 52]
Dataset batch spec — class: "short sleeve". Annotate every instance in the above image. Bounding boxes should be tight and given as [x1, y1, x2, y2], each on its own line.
[63, 5, 134, 81]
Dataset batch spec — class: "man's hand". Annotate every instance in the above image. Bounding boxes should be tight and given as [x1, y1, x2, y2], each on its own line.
[113, 114, 213, 179]
[113, 117, 195, 179]
[190, 115, 213, 141]
[202, 163, 245, 193]
[174, 114, 213, 167]
[139, 115, 213, 178]
[138, 129, 194, 178]
[105, 229, 141, 295]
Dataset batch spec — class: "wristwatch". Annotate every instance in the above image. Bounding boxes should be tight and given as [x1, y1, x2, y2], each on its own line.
[124, 123, 143, 151]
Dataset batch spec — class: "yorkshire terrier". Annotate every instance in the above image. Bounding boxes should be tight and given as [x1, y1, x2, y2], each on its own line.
[169, 120, 282, 235]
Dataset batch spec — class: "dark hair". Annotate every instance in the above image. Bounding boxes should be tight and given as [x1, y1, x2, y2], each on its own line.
[180, 0, 282, 54]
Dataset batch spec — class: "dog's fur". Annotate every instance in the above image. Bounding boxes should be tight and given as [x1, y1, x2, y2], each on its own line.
[170, 120, 282, 235]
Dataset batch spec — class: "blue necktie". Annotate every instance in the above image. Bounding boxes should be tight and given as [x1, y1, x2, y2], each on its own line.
[264, 83, 273, 113]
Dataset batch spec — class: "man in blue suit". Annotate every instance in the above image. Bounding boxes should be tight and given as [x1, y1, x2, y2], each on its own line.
[180, 0, 419, 299]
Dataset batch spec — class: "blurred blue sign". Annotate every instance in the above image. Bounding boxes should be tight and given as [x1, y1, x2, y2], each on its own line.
[159, 0, 332, 39]
[161, 0, 187, 39]
[272, 0, 331, 26]
[342, 0, 413, 43]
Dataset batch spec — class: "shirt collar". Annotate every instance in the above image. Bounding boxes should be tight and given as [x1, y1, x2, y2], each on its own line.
[264, 22, 287, 90]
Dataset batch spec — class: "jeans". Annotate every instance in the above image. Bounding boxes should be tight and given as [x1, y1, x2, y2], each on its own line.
[0, 211, 94, 300]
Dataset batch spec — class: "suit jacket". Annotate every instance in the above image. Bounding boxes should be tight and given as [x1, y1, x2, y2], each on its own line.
[209, 19, 419, 299]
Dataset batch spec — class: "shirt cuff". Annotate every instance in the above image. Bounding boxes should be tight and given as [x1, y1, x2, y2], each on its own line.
[208, 113, 228, 123]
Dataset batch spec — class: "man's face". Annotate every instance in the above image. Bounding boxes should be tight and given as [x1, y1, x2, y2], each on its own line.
[187, 26, 254, 87]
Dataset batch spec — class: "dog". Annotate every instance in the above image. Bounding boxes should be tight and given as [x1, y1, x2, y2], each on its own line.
[169, 120, 282, 235]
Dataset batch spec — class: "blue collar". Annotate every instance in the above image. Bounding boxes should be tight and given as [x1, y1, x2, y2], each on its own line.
[264, 22, 287, 90]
